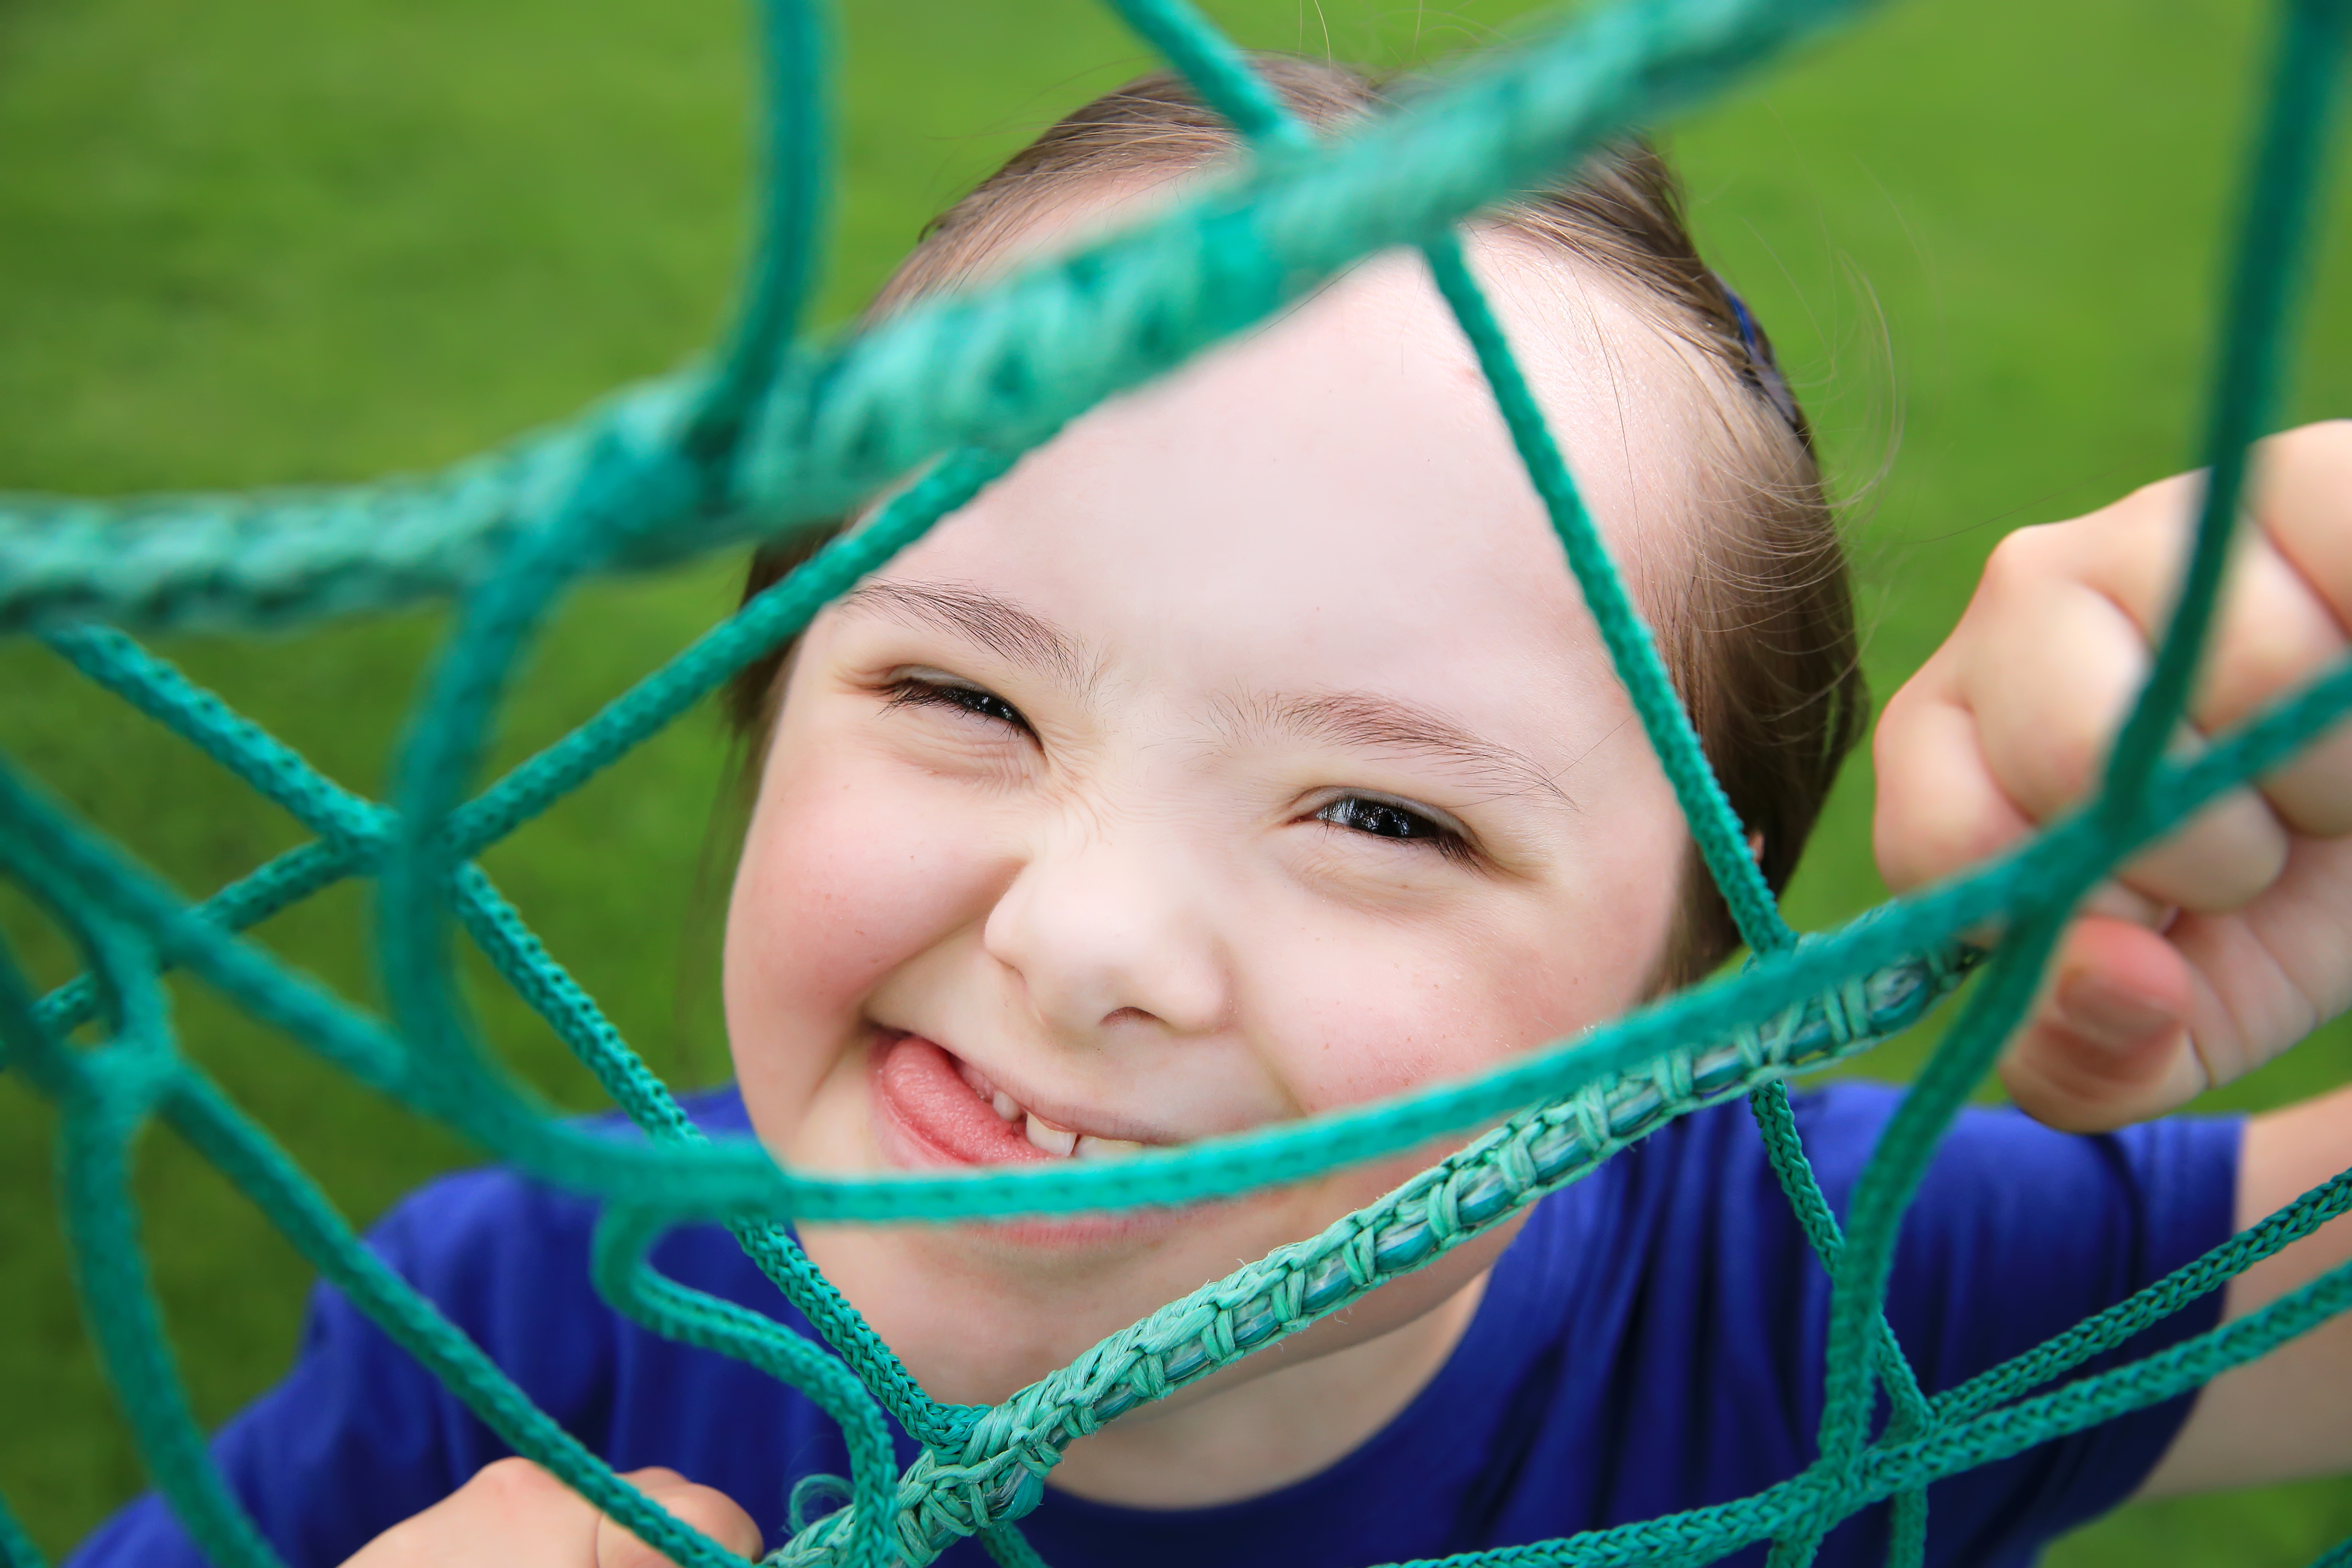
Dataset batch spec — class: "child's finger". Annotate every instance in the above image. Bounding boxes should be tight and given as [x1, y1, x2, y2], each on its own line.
[1873, 641, 2180, 935]
[1998, 915, 2206, 1133]
[2229, 423, 2352, 837]
[595, 1468, 763, 1567]
[1950, 553, 2288, 913]
[2047, 439, 2352, 840]
[2174, 535, 2352, 833]
[2245, 421, 2352, 637]
[2165, 833, 2352, 1082]
[338, 1457, 600, 1566]
[1871, 674, 2037, 896]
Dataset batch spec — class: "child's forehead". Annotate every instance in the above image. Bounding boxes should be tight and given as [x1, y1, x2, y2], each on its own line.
[859, 246, 1712, 752]
[905, 242, 1711, 630]
[940, 179, 1723, 546]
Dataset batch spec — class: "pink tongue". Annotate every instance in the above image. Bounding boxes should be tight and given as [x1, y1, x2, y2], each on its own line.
[876, 1035, 1047, 1165]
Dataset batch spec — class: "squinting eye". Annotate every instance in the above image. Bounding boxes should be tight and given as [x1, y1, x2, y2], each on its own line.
[884, 677, 1033, 735]
[1315, 795, 1464, 857]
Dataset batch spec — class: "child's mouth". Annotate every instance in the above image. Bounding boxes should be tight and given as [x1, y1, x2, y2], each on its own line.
[871, 1030, 1149, 1169]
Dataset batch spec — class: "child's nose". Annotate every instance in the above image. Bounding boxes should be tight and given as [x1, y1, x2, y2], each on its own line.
[980, 829, 1232, 1043]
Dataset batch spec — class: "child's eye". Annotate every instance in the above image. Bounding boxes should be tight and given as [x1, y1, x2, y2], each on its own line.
[1314, 794, 1473, 863]
[883, 675, 1034, 736]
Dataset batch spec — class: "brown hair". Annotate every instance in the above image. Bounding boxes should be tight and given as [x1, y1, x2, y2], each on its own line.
[723, 58, 1866, 991]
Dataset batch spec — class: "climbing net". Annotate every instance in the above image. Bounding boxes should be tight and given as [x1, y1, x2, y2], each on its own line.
[3, 0, 2351, 1562]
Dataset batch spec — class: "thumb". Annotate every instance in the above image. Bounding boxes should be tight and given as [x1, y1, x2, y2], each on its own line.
[595, 1468, 764, 1568]
[2000, 913, 2206, 1132]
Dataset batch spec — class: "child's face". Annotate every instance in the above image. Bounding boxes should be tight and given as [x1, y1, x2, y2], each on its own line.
[724, 241, 1706, 1404]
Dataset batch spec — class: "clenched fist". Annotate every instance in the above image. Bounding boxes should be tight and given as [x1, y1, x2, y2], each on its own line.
[1875, 420, 2352, 1133]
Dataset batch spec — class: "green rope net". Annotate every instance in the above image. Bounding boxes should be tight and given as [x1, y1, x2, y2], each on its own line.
[2, 0, 2349, 1562]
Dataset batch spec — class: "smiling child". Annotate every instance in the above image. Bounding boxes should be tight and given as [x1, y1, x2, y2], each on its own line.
[73, 58, 2352, 1568]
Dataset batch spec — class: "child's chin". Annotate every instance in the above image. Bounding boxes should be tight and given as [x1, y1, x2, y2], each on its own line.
[957, 1209, 1186, 1253]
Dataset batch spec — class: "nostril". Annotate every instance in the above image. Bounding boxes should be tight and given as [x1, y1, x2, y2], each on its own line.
[1102, 1005, 1156, 1026]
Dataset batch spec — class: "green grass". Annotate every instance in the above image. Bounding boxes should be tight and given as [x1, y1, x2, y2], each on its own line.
[2, 0, 2349, 1558]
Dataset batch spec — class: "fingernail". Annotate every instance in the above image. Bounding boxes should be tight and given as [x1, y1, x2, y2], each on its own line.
[2055, 970, 2179, 1049]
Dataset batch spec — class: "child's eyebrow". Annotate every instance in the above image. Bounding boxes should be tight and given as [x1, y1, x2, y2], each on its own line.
[1245, 690, 1572, 808]
[838, 581, 1567, 806]
[840, 579, 1092, 685]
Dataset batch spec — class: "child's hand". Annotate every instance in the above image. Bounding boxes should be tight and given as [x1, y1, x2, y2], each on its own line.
[338, 1459, 760, 1568]
[1873, 420, 2352, 1134]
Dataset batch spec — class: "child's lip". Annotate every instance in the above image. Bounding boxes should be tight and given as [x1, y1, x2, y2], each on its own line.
[870, 1031, 1048, 1167]
[870, 1026, 1169, 1149]
[866, 1030, 1188, 1246]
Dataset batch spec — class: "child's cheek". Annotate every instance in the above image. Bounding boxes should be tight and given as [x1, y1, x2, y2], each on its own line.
[1254, 925, 1642, 1238]
[723, 749, 1012, 1137]
[1274, 958, 1550, 1113]
[1261, 897, 1654, 1120]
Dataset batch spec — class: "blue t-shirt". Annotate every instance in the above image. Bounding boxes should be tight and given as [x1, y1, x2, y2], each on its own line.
[74, 1083, 2238, 1568]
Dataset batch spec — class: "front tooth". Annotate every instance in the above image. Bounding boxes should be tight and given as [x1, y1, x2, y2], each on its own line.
[1025, 1115, 1078, 1158]
[991, 1090, 1021, 1123]
[1074, 1135, 1144, 1160]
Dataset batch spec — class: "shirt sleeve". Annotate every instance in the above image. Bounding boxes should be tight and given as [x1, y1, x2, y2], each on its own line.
[1792, 1082, 2244, 1563]
[65, 1166, 617, 1568]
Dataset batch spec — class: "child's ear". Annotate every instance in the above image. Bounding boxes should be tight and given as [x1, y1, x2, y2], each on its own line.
[1748, 830, 1765, 864]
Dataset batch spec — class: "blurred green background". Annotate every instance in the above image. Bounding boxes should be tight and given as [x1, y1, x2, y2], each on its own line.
[2, 0, 2350, 1557]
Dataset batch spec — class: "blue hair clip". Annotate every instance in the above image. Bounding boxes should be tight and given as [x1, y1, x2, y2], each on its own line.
[1718, 283, 1805, 439]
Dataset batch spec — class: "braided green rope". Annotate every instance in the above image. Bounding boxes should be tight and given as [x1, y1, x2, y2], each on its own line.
[771, 946, 1973, 1568]
[4, 0, 2351, 1563]
[0, 1492, 41, 1568]
[1, 0, 1879, 635]
[682, 0, 831, 480]
[1798, 7, 2352, 1560]
[13, 628, 2352, 1224]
